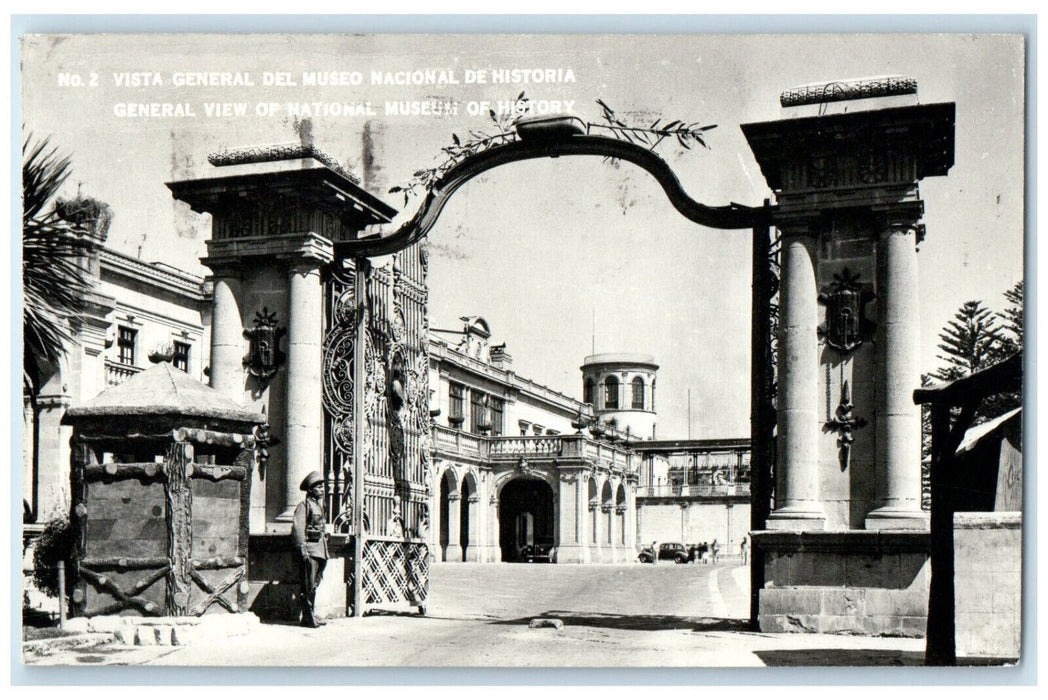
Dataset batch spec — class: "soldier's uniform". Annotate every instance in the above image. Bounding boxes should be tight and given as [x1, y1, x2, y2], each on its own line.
[291, 470, 329, 627]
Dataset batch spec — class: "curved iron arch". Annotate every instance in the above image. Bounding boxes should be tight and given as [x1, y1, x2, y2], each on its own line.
[333, 134, 764, 259]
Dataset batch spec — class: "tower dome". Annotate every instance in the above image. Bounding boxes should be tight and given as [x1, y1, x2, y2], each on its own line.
[580, 353, 659, 440]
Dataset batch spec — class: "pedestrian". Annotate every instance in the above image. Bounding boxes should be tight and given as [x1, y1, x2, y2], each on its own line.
[291, 470, 329, 628]
[651, 541, 658, 565]
[700, 542, 710, 564]
[740, 536, 749, 565]
[711, 538, 720, 564]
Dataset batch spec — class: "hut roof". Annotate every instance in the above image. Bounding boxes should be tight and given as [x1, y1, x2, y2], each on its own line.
[65, 362, 265, 424]
[956, 407, 1022, 457]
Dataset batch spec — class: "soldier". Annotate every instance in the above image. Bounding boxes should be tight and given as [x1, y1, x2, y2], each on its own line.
[291, 470, 329, 628]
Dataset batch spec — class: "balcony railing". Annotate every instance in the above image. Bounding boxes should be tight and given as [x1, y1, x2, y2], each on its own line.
[105, 360, 142, 387]
[635, 483, 751, 498]
[431, 425, 635, 473]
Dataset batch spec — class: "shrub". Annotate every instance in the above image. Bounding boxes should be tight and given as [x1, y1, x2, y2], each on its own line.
[31, 517, 76, 598]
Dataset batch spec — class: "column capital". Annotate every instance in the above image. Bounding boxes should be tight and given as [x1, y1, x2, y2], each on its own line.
[200, 259, 243, 279]
[774, 214, 821, 238]
[872, 202, 924, 230]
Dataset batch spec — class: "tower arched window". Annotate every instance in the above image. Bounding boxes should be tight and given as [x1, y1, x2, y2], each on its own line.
[631, 376, 645, 409]
[604, 376, 619, 409]
[584, 378, 595, 404]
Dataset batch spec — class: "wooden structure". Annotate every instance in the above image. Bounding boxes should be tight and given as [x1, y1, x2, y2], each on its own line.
[913, 351, 1023, 664]
[63, 362, 264, 617]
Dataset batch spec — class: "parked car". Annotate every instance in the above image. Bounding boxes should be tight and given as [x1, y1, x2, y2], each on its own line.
[638, 542, 689, 564]
[521, 543, 557, 563]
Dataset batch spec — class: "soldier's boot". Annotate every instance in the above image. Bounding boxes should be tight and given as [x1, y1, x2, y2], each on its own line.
[302, 591, 326, 628]
[301, 595, 319, 628]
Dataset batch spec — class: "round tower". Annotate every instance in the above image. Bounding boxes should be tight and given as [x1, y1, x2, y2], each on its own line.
[580, 353, 659, 440]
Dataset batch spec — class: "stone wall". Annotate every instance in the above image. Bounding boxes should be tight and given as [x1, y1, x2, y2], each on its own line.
[953, 512, 1021, 661]
[246, 534, 347, 622]
[754, 530, 929, 636]
[637, 500, 750, 554]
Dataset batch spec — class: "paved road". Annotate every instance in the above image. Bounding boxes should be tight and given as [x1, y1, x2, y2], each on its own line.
[23, 561, 925, 667]
[428, 560, 750, 622]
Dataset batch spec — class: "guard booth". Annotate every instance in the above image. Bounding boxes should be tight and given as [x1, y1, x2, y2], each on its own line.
[63, 362, 263, 618]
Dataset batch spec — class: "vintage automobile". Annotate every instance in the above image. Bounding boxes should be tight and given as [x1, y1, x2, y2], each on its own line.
[521, 543, 557, 563]
[637, 542, 690, 564]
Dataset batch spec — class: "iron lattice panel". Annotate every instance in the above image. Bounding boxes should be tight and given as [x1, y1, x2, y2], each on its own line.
[361, 540, 429, 606]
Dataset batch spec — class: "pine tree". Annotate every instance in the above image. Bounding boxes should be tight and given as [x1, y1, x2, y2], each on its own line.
[932, 300, 1003, 382]
[998, 280, 1023, 357]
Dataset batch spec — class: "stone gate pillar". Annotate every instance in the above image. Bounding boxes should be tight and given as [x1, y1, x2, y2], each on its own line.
[742, 76, 954, 635]
[168, 145, 396, 532]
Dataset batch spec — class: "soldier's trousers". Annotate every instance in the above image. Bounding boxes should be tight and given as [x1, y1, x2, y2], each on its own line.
[300, 555, 327, 624]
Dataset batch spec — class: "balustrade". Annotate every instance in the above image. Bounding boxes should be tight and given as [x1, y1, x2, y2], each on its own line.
[104, 360, 142, 386]
[635, 483, 750, 498]
[430, 424, 636, 474]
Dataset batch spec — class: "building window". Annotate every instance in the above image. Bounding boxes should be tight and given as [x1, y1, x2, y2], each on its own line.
[449, 383, 465, 425]
[490, 397, 505, 436]
[583, 378, 594, 404]
[172, 341, 190, 372]
[470, 390, 489, 433]
[632, 376, 645, 409]
[117, 326, 137, 365]
[604, 376, 619, 409]
[519, 420, 531, 436]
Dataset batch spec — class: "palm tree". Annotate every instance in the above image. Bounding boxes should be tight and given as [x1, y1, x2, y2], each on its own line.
[22, 134, 108, 393]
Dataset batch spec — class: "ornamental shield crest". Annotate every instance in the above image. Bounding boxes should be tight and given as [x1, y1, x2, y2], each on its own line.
[818, 268, 875, 353]
[243, 307, 287, 381]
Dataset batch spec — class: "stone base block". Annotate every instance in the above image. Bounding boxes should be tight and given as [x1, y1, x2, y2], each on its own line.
[765, 507, 827, 531]
[64, 612, 261, 646]
[753, 529, 929, 637]
[864, 507, 929, 531]
[247, 533, 350, 622]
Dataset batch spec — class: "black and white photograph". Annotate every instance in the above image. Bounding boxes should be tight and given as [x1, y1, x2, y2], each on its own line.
[17, 28, 1026, 671]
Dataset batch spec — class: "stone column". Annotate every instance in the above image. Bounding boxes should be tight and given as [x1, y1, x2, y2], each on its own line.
[767, 226, 826, 530]
[590, 497, 602, 562]
[556, 472, 584, 563]
[866, 219, 928, 529]
[465, 494, 481, 561]
[208, 268, 244, 400]
[488, 494, 500, 563]
[445, 492, 463, 562]
[578, 473, 592, 563]
[279, 262, 324, 520]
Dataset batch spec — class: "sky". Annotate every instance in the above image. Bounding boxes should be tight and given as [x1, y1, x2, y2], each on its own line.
[19, 33, 1025, 440]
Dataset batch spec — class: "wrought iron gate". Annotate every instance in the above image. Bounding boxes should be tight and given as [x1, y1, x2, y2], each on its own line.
[321, 240, 432, 614]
